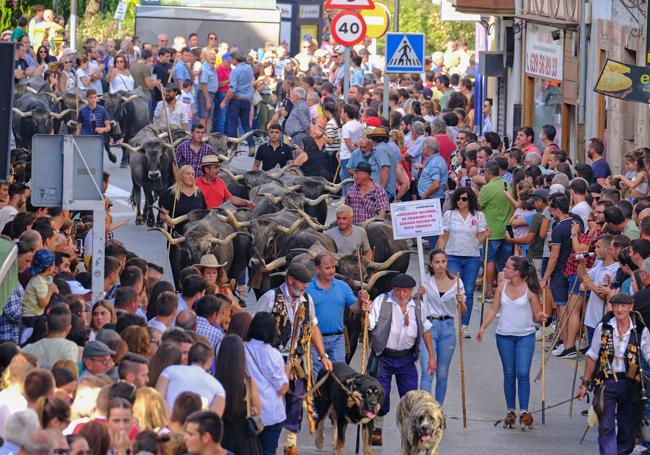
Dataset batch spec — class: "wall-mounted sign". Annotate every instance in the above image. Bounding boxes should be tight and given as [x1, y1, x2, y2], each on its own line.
[299, 4, 320, 19]
[277, 3, 292, 19]
[595, 59, 650, 104]
[525, 23, 563, 81]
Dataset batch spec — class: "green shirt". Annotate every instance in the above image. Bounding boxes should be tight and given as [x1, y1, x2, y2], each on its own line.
[478, 176, 514, 240]
[11, 27, 26, 43]
[623, 219, 640, 240]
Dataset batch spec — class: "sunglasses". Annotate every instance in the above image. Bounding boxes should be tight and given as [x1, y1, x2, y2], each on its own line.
[458, 196, 469, 201]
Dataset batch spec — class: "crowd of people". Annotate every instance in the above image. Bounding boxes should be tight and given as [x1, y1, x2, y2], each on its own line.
[4, 4, 650, 455]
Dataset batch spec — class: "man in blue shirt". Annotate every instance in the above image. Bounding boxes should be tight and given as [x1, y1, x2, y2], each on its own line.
[198, 50, 219, 134]
[220, 52, 255, 154]
[589, 137, 611, 186]
[417, 136, 448, 247]
[307, 251, 368, 375]
[367, 127, 398, 200]
[173, 48, 192, 91]
[76, 90, 112, 136]
[350, 55, 365, 87]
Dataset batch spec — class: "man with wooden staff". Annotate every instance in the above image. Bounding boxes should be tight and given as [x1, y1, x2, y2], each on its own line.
[257, 263, 333, 455]
[577, 293, 650, 455]
[362, 273, 436, 446]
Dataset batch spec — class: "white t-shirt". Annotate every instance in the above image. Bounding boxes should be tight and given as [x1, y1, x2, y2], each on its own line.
[160, 364, 226, 410]
[0, 205, 18, 232]
[109, 72, 135, 94]
[340, 119, 363, 160]
[442, 209, 487, 257]
[570, 200, 591, 229]
[178, 91, 195, 118]
[0, 388, 27, 439]
[584, 260, 621, 329]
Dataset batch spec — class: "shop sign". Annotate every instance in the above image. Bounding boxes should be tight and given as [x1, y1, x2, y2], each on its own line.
[299, 4, 320, 19]
[277, 3, 292, 19]
[594, 59, 650, 104]
[525, 23, 563, 81]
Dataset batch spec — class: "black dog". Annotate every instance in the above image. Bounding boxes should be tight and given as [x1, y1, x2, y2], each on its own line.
[314, 362, 384, 455]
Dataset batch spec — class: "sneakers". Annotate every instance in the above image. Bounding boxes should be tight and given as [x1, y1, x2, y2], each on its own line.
[551, 343, 565, 356]
[371, 428, 382, 446]
[556, 346, 577, 359]
[462, 325, 471, 339]
[519, 411, 533, 430]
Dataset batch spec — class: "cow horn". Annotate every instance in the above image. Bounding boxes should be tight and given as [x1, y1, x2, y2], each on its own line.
[285, 184, 301, 191]
[172, 136, 189, 148]
[268, 272, 286, 278]
[25, 86, 38, 94]
[66, 120, 77, 129]
[225, 130, 257, 144]
[277, 218, 304, 235]
[304, 194, 329, 206]
[157, 132, 169, 139]
[326, 178, 354, 193]
[367, 250, 412, 271]
[296, 209, 325, 231]
[360, 217, 385, 230]
[367, 270, 399, 290]
[224, 209, 250, 228]
[166, 214, 189, 227]
[162, 142, 173, 149]
[120, 94, 139, 103]
[289, 248, 318, 258]
[261, 193, 282, 205]
[44, 92, 61, 102]
[148, 228, 185, 246]
[121, 143, 144, 153]
[261, 256, 287, 272]
[217, 154, 231, 163]
[209, 231, 240, 246]
[12, 108, 32, 118]
[49, 109, 73, 119]
[336, 274, 364, 289]
[221, 168, 244, 182]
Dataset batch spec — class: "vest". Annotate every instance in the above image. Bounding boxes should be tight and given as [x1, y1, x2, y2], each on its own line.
[594, 311, 646, 387]
[271, 287, 311, 357]
[370, 293, 423, 360]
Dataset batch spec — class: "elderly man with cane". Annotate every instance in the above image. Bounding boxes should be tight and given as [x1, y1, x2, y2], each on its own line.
[363, 273, 436, 446]
[577, 293, 650, 455]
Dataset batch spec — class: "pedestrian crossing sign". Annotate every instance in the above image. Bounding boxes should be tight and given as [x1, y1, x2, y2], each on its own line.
[385, 33, 425, 73]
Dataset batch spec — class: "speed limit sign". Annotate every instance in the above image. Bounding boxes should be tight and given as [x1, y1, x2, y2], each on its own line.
[331, 11, 367, 47]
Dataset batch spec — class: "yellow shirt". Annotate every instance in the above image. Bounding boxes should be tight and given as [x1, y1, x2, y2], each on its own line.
[22, 274, 50, 318]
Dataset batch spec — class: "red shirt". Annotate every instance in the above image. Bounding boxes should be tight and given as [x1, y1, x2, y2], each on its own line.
[196, 177, 231, 208]
[216, 64, 231, 94]
[435, 133, 456, 168]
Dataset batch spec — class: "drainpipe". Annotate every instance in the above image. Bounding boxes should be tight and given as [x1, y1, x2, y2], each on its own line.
[577, 0, 589, 124]
[511, 0, 523, 132]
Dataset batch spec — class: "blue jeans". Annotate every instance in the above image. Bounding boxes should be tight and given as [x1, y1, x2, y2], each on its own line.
[486, 239, 514, 272]
[259, 421, 284, 455]
[419, 319, 456, 404]
[212, 92, 227, 133]
[495, 333, 535, 411]
[311, 333, 346, 377]
[447, 255, 482, 327]
[225, 98, 254, 147]
[339, 158, 350, 195]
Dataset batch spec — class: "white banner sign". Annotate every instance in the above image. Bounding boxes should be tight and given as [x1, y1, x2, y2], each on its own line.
[390, 199, 443, 240]
[525, 23, 564, 81]
[114, 1, 127, 20]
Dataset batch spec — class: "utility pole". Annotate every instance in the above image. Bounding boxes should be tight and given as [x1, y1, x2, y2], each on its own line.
[70, 0, 78, 52]
[382, 0, 399, 117]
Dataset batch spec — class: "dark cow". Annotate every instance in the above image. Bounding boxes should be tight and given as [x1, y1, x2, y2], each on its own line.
[12, 93, 70, 149]
[102, 90, 151, 167]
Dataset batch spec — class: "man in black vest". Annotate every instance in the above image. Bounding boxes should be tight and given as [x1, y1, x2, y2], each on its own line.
[577, 293, 650, 454]
[365, 273, 436, 446]
[257, 262, 332, 455]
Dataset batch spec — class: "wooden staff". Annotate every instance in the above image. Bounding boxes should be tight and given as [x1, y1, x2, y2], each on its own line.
[569, 290, 587, 417]
[358, 245, 369, 374]
[456, 274, 467, 428]
[541, 288, 546, 425]
[479, 237, 489, 325]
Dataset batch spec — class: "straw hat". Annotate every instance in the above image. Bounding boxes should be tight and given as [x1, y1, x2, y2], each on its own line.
[195, 254, 227, 269]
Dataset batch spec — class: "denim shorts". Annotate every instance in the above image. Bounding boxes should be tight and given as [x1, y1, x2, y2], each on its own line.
[550, 274, 568, 305]
[566, 274, 582, 296]
[486, 239, 514, 272]
[197, 90, 216, 119]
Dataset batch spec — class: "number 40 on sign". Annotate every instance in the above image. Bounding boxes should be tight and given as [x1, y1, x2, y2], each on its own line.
[331, 11, 367, 47]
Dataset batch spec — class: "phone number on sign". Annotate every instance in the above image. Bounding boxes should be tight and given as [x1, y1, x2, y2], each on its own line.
[526, 53, 560, 79]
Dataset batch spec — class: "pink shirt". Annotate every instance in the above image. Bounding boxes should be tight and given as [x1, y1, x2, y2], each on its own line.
[217, 64, 231, 94]
[523, 143, 541, 155]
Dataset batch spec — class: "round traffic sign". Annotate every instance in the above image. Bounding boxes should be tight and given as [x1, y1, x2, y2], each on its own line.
[360, 3, 390, 39]
[331, 11, 367, 47]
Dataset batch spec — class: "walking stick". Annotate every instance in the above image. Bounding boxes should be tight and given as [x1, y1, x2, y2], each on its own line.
[356, 245, 369, 453]
[479, 237, 489, 325]
[456, 274, 468, 428]
[541, 288, 546, 425]
[569, 291, 587, 417]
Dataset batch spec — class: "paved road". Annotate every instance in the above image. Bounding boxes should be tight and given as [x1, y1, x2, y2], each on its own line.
[104, 152, 599, 454]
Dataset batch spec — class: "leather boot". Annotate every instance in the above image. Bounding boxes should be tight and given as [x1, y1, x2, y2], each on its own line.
[520, 411, 533, 430]
[283, 447, 299, 455]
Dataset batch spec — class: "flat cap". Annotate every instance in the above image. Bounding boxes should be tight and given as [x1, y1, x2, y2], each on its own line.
[82, 340, 115, 358]
[287, 262, 313, 283]
[391, 273, 417, 289]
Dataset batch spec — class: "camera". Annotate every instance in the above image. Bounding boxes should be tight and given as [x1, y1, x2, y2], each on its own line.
[574, 252, 595, 259]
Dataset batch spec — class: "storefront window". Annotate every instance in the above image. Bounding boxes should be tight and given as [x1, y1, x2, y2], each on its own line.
[533, 78, 562, 151]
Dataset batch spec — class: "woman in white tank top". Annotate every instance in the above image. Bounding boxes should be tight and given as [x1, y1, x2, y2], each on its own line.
[476, 256, 546, 430]
[108, 55, 135, 94]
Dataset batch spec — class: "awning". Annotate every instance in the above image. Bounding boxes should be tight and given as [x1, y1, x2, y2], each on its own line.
[0, 239, 18, 314]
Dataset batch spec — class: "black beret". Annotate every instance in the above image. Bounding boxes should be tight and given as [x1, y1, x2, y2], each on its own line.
[390, 273, 416, 289]
[287, 262, 313, 283]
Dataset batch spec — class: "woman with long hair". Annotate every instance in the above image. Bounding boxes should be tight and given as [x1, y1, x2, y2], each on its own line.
[246, 312, 289, 455]
[109, 54, 135, 94]
[436, 187, 489, 337]
[476, 256, 547, 429]
[227, 311, 252, 339]
[613, 149, 649, 202]
[35, 396, 71, 431]
[58, 54, 76, 93]
[159, 165, 207, 288]
[147, 343, 182, 388]
[121, 326, 151, 358]
[78, 420, 110, 455]
[416, 249, 466, 405]
[322, 101, 341, 178]
[133, 387, 169, 432]
[89, 300, 117, 340]
[36, 45, 57, 64]
[107, 398, 136, 455]
[215, 334, 263, 455]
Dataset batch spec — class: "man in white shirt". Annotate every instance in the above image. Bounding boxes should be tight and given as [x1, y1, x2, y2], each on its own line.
[148, 291, 178, 334]
[365, 273, 435, 446]
[569, 178, 591, 228]
[339, 104, 363, 193]
[0, 183, 28, 232]
[155, 341, 226, 415]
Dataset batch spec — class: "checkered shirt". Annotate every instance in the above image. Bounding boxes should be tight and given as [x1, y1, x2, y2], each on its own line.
[196, 315, 225, 355]
[345, 182, 390, 224]
[284, 101, 310, 139]
[0, 284, 24, 344]
[175, 141, 215, 178]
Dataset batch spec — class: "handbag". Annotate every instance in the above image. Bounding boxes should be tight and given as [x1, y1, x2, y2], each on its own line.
[245, 378, 265, 435]
[366, 351, 382, 379]
[252, 90, 263, 107]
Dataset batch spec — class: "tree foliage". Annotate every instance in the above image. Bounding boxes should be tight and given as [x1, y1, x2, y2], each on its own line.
[377, 0, 475, 53]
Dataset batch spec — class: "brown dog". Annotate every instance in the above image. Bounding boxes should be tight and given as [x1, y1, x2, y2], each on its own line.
[396, 390, 445, 455]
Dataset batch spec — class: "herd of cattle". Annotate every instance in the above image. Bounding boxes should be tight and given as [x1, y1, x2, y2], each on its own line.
[12, 83, 413, 346]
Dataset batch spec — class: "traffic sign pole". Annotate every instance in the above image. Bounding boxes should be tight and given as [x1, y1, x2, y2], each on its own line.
[383, 0, 398, 117]
[344, 47, 351, 103]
